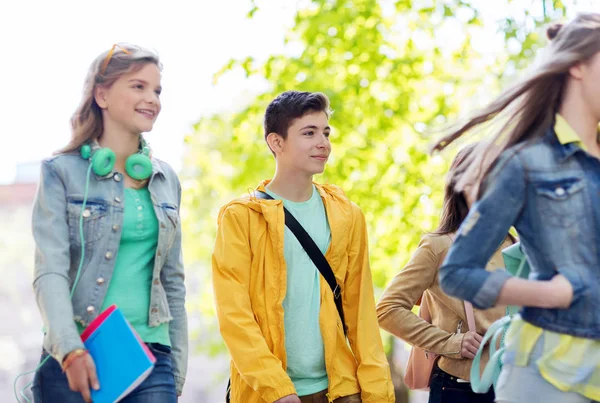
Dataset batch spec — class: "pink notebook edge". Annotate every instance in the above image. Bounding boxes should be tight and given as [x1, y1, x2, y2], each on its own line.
[81, 305, 156, 364]
[81, 305, 118, 342]
[127, 321, 157, 364]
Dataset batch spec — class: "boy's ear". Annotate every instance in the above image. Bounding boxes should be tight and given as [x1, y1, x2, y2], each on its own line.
[266, 132, 284, 155]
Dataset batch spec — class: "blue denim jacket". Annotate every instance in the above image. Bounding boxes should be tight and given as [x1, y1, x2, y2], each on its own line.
[440, 127, 600, 339]
[32, 152, 188, 393]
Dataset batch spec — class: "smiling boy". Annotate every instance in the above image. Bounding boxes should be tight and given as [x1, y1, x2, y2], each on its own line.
[212, 91, 394, 403]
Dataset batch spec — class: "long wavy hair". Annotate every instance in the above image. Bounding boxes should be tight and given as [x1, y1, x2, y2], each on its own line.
[57, 44, 162, 155]
[434, 143, 517, 246]
[434, 144, 477, 235]
[432, 13, 600, 197]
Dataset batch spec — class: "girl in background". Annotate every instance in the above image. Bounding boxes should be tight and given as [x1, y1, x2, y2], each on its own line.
[377, 144, 511, 403]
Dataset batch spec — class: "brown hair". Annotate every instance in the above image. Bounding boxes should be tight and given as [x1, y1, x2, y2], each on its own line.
[434, 143, 517, 246]
[432, 13, 600, 196]
[264, 91, 331, 155]
[434, 143, 477, 235]
[57, 44, 162, 155]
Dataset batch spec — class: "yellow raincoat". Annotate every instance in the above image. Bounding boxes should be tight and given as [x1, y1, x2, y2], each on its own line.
[212, 181, 394, 403]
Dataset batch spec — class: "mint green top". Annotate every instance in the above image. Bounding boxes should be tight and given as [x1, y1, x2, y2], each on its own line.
[99, 188, 170, 346]
[265, 185, 331, 396]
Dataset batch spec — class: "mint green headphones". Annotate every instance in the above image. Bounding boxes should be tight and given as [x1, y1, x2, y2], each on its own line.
[80, 141, 153, 180]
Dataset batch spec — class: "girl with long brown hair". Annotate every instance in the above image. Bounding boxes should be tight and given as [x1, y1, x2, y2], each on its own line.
[377, 144, 512, 403]
[436, 13, 600, 403]
[29, 44, 187, 403]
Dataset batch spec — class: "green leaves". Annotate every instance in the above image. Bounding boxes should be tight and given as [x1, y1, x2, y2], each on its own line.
[183, 1, 570, 341]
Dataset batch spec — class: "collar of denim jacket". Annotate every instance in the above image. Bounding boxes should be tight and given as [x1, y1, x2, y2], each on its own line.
[547, 123, 582, 163]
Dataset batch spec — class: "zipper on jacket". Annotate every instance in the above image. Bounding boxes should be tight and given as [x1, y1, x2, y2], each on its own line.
[326, 392, 334, 403]
[424, 320, 464, 357]
[428, 320, 464, 356]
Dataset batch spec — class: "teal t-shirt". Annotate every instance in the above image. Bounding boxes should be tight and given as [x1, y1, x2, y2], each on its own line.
[98, 188, 170, 346]
[265, 185, 331, 396]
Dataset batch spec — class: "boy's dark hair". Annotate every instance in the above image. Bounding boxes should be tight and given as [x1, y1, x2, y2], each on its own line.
[264, 91, 331, 144]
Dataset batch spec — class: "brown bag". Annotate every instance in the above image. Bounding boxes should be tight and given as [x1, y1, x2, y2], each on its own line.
[403, 297, 475, 390]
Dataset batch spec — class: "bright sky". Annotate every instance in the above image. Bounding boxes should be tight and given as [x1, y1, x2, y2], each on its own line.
[1, 0, 598, 185]
[0, 0, 298, 184]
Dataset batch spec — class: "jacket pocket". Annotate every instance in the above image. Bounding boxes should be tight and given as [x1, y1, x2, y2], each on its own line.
[67, 198, 108, 244]
[534, 177, 584, 228]
[534, 177, 587, 265]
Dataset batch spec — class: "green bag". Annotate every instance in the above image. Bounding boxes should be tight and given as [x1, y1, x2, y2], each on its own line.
[470, 241, 530, 394]
[501, 242, 530, 316]
[502, 242, 530, 279]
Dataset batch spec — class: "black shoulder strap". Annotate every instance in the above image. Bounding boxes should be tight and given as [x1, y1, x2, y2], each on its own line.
[255, 190, 346, 334]
[226, 190, 347, 403]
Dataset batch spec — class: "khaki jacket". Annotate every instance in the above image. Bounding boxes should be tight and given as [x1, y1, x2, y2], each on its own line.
[377, 233, 511, 380]
[213, 181, 395, 402]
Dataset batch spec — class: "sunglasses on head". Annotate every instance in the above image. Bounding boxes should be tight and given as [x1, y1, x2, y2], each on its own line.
[99, 44, 131, 75]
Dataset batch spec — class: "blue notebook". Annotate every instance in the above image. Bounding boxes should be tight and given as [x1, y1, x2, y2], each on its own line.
[81, 305, 156, 403]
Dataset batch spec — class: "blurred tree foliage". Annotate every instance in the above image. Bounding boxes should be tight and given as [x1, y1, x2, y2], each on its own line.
[182, 0, 569, 361]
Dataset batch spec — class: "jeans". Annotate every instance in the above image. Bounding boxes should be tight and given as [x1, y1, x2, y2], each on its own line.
[428, 365, 495, 403]
[32, 343, 177, 403]
[495, 336, 595, 403]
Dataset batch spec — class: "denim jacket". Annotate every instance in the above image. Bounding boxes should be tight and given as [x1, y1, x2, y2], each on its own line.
[440, 127, 600, 339]
[32, 152, 188, 393]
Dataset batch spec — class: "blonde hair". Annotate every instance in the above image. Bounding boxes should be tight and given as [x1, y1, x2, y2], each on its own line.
[57, 44, 162, 155]
[432, 13, 600, 197]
